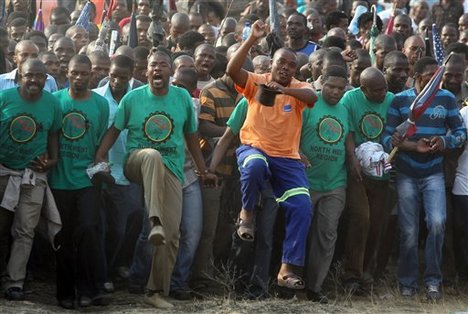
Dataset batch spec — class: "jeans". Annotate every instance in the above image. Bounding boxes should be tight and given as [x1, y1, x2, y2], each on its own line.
[230, 183, 279, 295]
[171, 180, 203, 290]
[100, 183, 144, 280]
[397, 172, 446, 289]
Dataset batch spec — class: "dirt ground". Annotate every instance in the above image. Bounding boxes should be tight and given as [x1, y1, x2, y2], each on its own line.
[2, 272, 468, 314]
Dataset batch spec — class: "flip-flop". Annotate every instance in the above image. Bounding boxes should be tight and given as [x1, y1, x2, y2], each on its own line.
[236, 217, 255, 242]
[277, 274, 305, 290]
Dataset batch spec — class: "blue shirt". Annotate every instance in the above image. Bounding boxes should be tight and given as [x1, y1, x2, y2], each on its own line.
[0, 69, 58, 93]
[93, 82, 131, 185]
[382, 88, 466, 178]
[295, 41, 319, 56]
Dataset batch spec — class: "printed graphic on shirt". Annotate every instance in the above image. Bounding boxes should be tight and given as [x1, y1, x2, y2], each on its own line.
[143, 111, 174, 144]
[62, 111, 89, 141]
[9, 113, 40, 144]
[359, 112, 384, 140]
[317, 115, 344, 145]
[429, 105, 447, 120]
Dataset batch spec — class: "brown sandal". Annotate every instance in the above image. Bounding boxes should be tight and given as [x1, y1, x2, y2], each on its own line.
[277, 274, 305, 290]
[236, 218, 255, 242]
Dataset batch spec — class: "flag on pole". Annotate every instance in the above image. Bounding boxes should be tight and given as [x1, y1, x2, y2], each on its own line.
[432, 24, 444, 65]
[384, 15, 394, 35]
[424, 28, 432, 57]
[384, 3, 396, 35]
[106, 0, 115, 20]
[369, 5, 379, 66]
[127, 1, 137, 48]
[33, 0, 44, 32]
[387, 60, 447, 161]
[76, 1, 92, 32]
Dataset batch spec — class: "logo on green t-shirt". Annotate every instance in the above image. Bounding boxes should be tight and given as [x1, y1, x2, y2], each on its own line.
[359, 112, 384, 140]
[9, 113, 38, 144]
[62, 111, 89, 141]
[317, 115, 344, 145]
[143, 111, 174, 143]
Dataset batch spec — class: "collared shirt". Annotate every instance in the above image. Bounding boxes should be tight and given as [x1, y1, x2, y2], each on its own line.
[199, 76, 242, 176]
[0, 69, 58, 93]
[93, 82, 131, 185]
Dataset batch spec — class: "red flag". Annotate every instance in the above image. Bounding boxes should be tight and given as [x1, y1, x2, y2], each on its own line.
[106, 0, 115, 20]
[384, 15, 394, 35]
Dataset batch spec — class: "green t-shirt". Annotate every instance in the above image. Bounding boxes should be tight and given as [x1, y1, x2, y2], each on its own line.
[226, 98, 248, 135]
[113, 85, 197, 183]
[0, 88, 62, 169]
[342, 88, 394, 146]
[49, 89, 110, 190]
[343, 88, 394, 180]
[300, 94, 349, 192]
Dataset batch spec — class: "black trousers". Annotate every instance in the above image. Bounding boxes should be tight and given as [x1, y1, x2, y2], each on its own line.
[53, 187, 103, 301]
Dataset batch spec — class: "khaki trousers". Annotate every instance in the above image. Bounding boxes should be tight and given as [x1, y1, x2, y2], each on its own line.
[124, 149, 182, 295]
[1, 177, 46, 289]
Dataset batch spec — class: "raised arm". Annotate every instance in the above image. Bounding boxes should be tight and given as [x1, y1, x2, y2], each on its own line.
[226, 20, 266, 89]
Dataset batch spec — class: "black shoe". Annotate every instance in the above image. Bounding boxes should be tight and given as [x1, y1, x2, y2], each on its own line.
[58, 298, 75, 309]
[4, 287, 25, 301]
[170, 288, 192, 300]
[91, 294, 111, 306]
[79, 296, 92, 307]
[307, 290, 329, 304]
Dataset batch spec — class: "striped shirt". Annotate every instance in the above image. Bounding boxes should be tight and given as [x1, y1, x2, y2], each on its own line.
[199, 76, 243, 176]
[382, 88, 466, 178]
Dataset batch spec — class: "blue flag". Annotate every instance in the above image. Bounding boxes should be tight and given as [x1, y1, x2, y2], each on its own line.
[76, 1, 92, 32]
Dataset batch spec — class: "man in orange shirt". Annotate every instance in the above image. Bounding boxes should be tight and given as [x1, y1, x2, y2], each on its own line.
[226, 20, 317, 289]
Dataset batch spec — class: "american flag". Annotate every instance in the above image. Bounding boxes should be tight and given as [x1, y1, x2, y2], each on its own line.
[33, 0, 44, 32]
[76, 1, 92, 32]
[432, 24, 445, 65]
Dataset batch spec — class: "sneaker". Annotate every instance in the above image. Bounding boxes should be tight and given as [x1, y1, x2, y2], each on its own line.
[148, 225, 166, 246]
[400, 286, 416, 297]
[118, 266, 130, 279]
[307, 290, 329, 304]
[4, 287, 24, 301]
[144, 293, 174, 309]
[103, 281, 115, 293]
[426, 285, 442, 301]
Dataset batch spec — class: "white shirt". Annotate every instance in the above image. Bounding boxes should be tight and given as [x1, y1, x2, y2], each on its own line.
[453, 106, 468, 195]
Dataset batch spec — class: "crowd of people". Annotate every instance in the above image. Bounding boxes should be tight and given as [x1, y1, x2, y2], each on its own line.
[0, 0, 467, 310]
